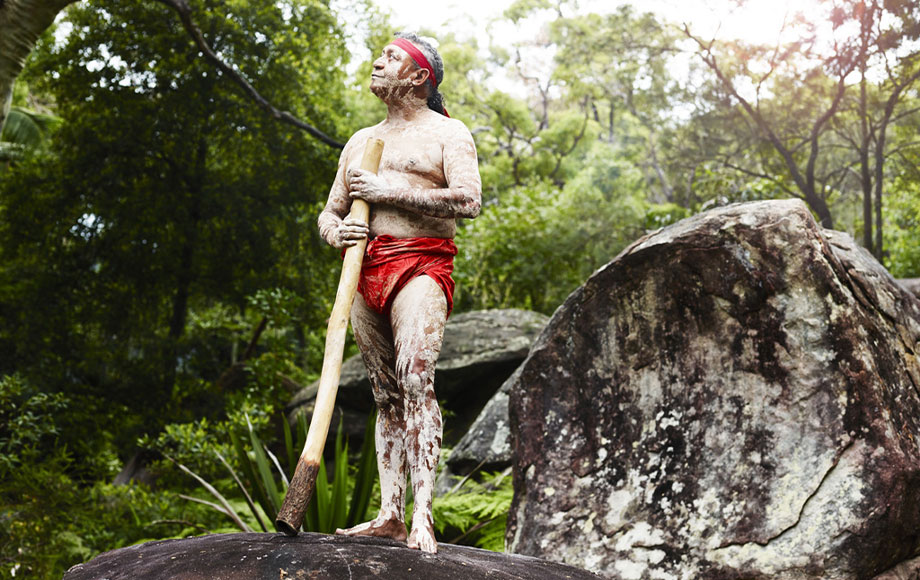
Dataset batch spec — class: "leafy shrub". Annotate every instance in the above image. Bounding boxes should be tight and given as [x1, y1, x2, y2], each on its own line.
[0, 374, 68, 473]
[1, 374, 227, 579]
[886, 180, 920, 278]
[456, 148, 648, 313]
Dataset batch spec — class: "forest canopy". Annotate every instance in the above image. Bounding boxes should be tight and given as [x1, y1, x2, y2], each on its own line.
[2, 0, 919, 576]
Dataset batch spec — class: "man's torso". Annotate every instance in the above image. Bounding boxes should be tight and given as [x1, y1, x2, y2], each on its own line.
[345, 113, 457, 239]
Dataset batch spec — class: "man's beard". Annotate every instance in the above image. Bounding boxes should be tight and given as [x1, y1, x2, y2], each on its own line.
[370, 76, 415, 102]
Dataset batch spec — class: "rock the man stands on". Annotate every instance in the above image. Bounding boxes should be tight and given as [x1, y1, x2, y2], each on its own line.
[317, 33, 482, 553]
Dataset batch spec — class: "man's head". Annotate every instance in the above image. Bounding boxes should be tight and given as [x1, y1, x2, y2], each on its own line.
[371, 33, 448, 117]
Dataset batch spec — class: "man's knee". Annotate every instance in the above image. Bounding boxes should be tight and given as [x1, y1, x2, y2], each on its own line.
[404, 370, 426, 400]
[371, 375, 403, 412]
[397, 354, 436, 400]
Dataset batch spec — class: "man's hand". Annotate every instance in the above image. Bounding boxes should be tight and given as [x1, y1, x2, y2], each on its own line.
[348, 168, 392, 204]
[332, 217, 369, 249]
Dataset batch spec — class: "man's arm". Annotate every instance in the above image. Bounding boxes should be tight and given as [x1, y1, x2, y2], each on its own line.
[318, 134, 370, 248]
[348, 122, 482, 219]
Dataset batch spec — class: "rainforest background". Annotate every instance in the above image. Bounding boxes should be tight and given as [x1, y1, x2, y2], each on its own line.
[2, 0, 919, 576]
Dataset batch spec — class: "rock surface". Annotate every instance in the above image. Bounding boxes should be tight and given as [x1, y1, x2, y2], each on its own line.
[506, 199, 920, 579]
[444, 368, 517, 476]
[435, 366, 521, 495]
[873, 556, 920, 580]
[64, 532, 600, 580]
[287, 309, 548, 445]
[899, 278, 920, 300]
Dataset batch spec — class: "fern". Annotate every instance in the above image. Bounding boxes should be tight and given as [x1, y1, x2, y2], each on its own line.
[432, 470, 513, 552]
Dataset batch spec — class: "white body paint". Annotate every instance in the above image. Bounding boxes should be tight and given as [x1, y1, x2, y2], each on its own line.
[321, 39, 482, 554]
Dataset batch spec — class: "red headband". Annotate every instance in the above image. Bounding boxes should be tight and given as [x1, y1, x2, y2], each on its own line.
[390, 38, 438, 90]
[388, 38, 449, 117]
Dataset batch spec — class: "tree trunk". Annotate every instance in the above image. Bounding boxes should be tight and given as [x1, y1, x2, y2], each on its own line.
[0, 0, 78, 132]
[873, 111, 887, 261]
[608, 98, 614, 144]
[168, 227, 197, 341]
[859, 58, 873, 252]
[872, 56, 920, 262]
[859, 71, 872, 252]
[159, 137, 204, 405]
[804, 184, 834, 229]
[648, 134, 674, 203]
[168, 136, 207, 341]
[874, 172, 882, 260]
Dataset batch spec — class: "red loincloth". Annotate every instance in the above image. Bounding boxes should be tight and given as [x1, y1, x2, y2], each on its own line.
[355, 235, 458, 317]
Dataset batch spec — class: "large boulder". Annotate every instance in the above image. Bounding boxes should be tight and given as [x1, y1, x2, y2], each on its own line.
[435, 368, 520, 495]
[64, 532, 601, 580]
[444, 369, 517, 476]
[506, 200, 920, 579]
[899, 278, 920, 300]
[287, 309, 548, 446]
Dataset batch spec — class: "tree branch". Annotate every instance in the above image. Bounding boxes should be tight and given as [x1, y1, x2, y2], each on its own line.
[152, 0, 345, 149]
[684, 25, 841, 226]
[804, 66, 852, 196]
[513, 47, 550, 130]
[884, 104, 920, 127]
[720, 158, 796, 197]
[882, 142, 920, 161]
[684, 27, 809, 194]
[549, 101, 589, 184]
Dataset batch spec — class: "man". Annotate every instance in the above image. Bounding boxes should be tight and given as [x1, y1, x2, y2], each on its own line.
[317, 33, 482, 554]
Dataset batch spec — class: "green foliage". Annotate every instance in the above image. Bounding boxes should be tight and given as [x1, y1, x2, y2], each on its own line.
[2, 466, 229, 578]
[300, 416, 377, 533]
[171, 411, 379, 535]
[141, 418, 229, 483]
[645, 202, 691, 231]
[0, 0, 350, 461]
[504, 0, 557, 23]
[0, 106, 60, 162]
[433, 471, 514, 552]
[229, 415, 284, 528]
[0, 374, 224, 579]
[440, 6, 695, 314]
[0, 374, 68, 473]
[456, 145, 647, 313]
[885, 177, 920, 278]
[885, 115, 920, 277]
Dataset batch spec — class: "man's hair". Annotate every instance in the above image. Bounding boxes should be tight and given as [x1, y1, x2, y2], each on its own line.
[395, 32, 447, 117]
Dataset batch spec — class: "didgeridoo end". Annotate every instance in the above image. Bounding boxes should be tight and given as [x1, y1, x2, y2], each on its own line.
[275, 458, 320, 536]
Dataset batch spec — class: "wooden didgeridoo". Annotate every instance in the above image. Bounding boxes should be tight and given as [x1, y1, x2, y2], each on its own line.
[275, 137, 384, 536]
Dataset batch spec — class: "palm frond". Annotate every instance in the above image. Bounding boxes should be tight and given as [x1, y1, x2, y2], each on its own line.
[0, 106, 60, 148]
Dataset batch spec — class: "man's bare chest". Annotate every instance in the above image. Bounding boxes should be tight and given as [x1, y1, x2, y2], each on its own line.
[350, 132, 445, 185]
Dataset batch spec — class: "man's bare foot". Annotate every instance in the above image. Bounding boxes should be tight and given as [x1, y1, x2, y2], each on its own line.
[407, 522, 437, 554]
[335, 516, 408, 542]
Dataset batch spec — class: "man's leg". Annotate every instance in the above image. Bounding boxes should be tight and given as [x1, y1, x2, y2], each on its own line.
[335, 293, 408, 541]
[390, 275, 448, 553]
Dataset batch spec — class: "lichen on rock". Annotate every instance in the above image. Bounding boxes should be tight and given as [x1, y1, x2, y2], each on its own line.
[506, 199, 920, 580]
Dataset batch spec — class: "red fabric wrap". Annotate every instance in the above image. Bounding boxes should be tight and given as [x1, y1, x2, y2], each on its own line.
[356, 235, 458, 317]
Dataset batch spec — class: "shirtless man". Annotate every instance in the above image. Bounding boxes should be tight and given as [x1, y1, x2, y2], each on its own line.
[317, 33, 481, 553]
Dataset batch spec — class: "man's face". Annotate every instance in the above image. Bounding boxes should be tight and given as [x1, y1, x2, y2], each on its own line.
[370, 44, 418, 99]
